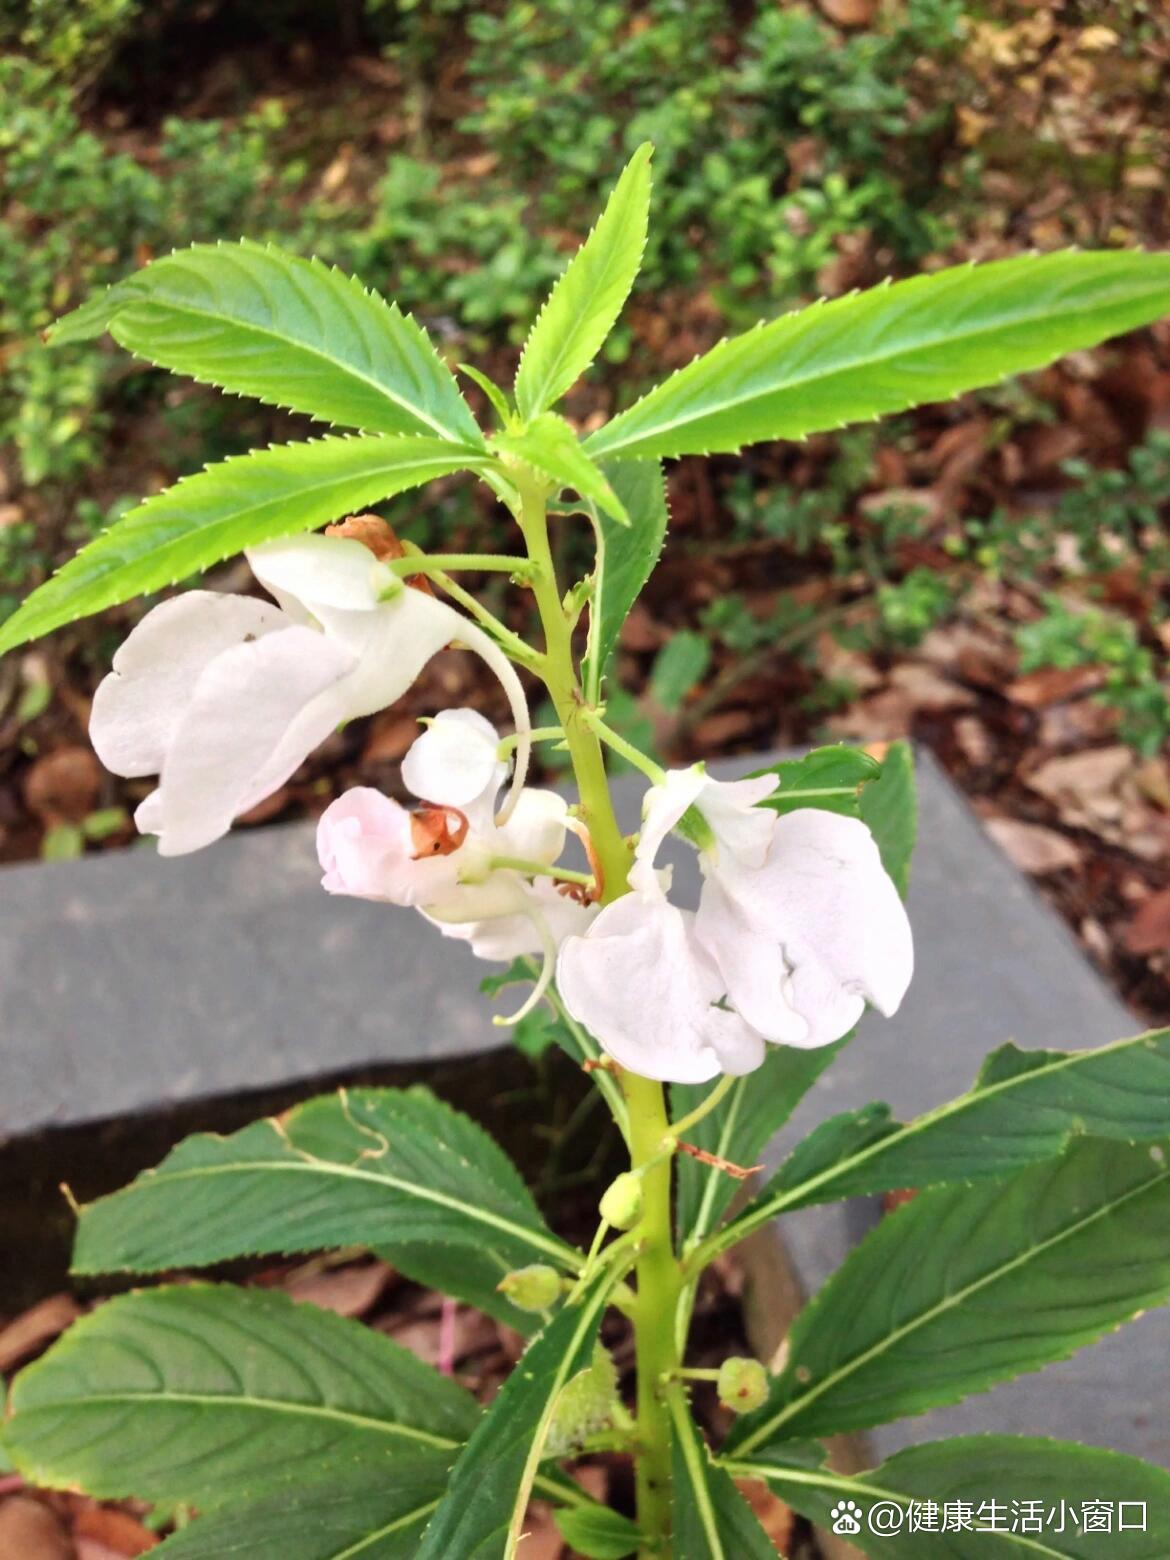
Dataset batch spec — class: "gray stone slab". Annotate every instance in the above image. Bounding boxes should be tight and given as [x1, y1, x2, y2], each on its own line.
[1, 746, 1163, 1461]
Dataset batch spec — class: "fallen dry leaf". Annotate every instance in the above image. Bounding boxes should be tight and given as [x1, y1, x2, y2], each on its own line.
[1005, 664, 1104, 708]
[819, 0, 877, 25]
[1134, 758, 1170, 812]
[889, 663, 976, 712]
[0, 1496, 74, 1560]
[1025, 746, 1133, 810]
[72, 1508, 157, 1556]
[22, 747, 101, 825]
[735, 1476, 795, 1553]
[984, 817, 1081, 875]
[0, 1294, 80, 1372]
[1124, 889, 1170, 956]
[282, 1261, 393, 1318]
[514, 1501, 564, 1559]
[953, 714, 993, 767]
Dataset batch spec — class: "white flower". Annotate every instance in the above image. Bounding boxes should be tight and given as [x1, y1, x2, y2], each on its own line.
[90, 533, 531, 856]
[557, 886, 766, 1083]
[319, 710, 597, 1021]
[556, 763, 913, 1082]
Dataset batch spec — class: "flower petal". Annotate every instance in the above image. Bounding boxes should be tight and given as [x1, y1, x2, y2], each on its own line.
[315, 786, 457, 904]
[634, 766, 779, 888]
[90, 592, 287, 778]
[635, 766, 709, 878]
[493, 788, 570, 866]
[253, 533, 533, 820]
[696, 773, 779, 870]
[247, 533, 388, 617]
[556, 894, 763, 1083]
[713, 808, 913, 1048]
[402, 708, 505, 825]
[693, 873, 810, 1046]
[427, 877, 596, 961]
[151, 626, 354, 855]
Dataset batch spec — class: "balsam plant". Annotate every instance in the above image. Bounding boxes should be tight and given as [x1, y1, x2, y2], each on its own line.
[6, 145, 1170, 1558]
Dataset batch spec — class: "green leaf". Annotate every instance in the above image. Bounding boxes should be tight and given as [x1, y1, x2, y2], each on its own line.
[514, 144, 652, 419]
[668, 1390, 777, 1559]
[649, 631, 711, 711]
[720, 1025, 1170, 1246]
[51, 240, 484, 448]
[4, 1284, 478, 1505]
[724, 1436, 1170, 1559]
[673, 1039, 848, 1249]
[416, 1269, 613, 1559]
[554, 1505, 643, 1559]
[0, 434, 479, 654]
[583, 459, 669, 702]
[153, 1464, 452, 1558]
[585, 251, 1170, 460]
[753, 744, 882, 819]
[73, 1086, 577, 1279]
[726, 1136, 1170, 1447]
[376, 1242, 544, 1338]
[498, 412, 630, 525]
[460, 363, 514, 428]
[859, 739, 916, 894]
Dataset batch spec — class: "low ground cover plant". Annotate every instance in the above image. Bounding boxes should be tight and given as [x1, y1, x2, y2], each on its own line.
[3, 145, 1170, 1556]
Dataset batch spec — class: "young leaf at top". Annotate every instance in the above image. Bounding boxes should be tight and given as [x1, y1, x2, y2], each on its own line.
[49, 240, 486, 449]
[584, 250, 1170, 460]
[4, 1284, 479, 1506]
[497, 411, 631, 525]
[716, 1024, 1170, 1249]
[726, 1136, 1170, 1446]
[724, 1435, 1170, 1560]
[514, 143, 652, 419]
[415, 1269, 614, 1560]
[582, 458, 669, 702]
[0, 434, 480, 654]
[667, 1390, 778, 1559]
[72, 1086, 577, 1281]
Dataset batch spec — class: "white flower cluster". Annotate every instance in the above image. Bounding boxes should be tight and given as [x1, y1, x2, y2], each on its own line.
[558, 766, 912, 1082]
[90, 530, 912, 1083]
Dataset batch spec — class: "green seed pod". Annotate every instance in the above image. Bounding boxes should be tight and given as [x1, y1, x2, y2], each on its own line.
[496, 1263, 562, 1312]
[599, 1171, 645, 1230]
[717, 1356, 769, 1414]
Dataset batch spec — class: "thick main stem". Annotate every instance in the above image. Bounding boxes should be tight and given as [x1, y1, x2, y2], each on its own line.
[515, 472, 680, 1557]
[625, 1070, 682, 1555]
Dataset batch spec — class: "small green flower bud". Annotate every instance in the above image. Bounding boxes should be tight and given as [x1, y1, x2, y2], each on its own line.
[497, 1263, 562, 1312]
[599, 1171, 644, 1230]
[717, 1356, 769, 1415]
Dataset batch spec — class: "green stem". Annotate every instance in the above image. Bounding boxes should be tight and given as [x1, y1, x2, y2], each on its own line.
[486, 855, 594, 888]
[389, 551, 535, 580]
[625, 1068, 682, 1557]
[424, 566, 541, 668]
[583, 709, 667, 784]
[514, 469, 679, 1557]
[498, 725, 565, 755]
